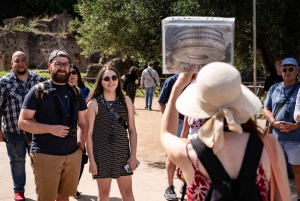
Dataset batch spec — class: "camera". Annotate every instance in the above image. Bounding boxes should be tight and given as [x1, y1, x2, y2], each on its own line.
[69, 126, 77, 136]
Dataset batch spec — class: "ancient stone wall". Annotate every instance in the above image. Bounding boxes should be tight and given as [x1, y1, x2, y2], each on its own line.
[0, 14, 90, 72]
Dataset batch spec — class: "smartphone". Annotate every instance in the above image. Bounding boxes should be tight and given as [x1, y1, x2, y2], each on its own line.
[124, 160, 140, 173]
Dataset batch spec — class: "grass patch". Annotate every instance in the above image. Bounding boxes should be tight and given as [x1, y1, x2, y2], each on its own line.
[0, 70, 86, 80]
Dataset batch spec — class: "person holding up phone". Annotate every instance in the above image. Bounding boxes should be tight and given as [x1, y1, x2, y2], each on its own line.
[86, 64, 138, 201]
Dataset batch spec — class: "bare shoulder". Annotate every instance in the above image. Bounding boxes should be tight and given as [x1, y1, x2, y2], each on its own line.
[124, 96, 133, 107]
[87, 99, 98, 109]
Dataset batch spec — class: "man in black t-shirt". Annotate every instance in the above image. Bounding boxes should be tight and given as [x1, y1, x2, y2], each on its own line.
[263, 58, 283, 99]
[18, 50, 88, 200]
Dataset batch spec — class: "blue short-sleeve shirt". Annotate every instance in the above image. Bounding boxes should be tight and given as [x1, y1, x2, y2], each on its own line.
[264, 82, 300, 141]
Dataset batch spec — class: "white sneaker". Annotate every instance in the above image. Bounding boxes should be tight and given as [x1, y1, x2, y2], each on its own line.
[164, 185, 177, 200]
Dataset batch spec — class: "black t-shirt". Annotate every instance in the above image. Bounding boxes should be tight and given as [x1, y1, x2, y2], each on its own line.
[263, 74, 283, 92]
[125, 73, 138, 83]
[22, 82, 87, 155]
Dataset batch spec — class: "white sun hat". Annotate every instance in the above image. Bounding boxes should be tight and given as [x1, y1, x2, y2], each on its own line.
[176, 62, 262, 153]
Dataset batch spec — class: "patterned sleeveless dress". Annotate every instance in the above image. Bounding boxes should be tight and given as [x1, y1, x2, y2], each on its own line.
[92, 97, 133, 179]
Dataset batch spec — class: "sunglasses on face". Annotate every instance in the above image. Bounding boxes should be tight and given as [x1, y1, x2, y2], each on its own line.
[282, 67, 295, 73]
[70, 70, 77, 75]
[102, 75, 118, 82]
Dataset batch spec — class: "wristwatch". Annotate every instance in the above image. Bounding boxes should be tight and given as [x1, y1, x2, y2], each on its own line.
[271, 120, 275, 126]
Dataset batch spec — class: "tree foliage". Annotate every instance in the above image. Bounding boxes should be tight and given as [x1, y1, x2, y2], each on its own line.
[71, 0, 300, 69]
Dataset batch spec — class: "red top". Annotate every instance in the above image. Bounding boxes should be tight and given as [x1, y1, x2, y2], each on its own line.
[186, 145, 270, 201]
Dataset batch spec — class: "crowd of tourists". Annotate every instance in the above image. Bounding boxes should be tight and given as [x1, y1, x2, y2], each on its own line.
[0, 49, 299, 201]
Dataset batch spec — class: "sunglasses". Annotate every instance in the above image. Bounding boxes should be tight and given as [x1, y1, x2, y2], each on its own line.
[102, 75, 118, 82]
[282, 67, 295, 73]
[70, 71, 77, 75]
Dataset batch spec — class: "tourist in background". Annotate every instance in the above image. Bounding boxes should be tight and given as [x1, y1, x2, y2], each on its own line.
[0, 51, 44, 201]
[158, 73, 184, 200]
[121, 66, 139, 103]
[140, 62, 160, 110]
[263, 58, 283, 99]
[69, 64, 90, 99]
[264, 57, 300, 200]
[68, 64, 90, 198]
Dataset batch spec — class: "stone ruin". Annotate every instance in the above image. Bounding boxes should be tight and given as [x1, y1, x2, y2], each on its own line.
[0, 13, 89, 72]
[0, 13, 142, 78]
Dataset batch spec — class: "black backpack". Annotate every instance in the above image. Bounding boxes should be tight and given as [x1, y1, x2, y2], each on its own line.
[190, 134, 264, 201]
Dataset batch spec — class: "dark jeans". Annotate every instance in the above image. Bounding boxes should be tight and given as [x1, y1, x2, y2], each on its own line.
[4, 131, 30, 193]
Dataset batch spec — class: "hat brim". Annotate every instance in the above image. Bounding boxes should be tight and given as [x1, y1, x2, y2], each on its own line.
[176, 83, 262, 119]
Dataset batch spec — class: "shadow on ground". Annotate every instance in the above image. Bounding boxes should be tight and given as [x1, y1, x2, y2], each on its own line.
[74, 195, 121, 201]
[147, 161, 165, 169]
[135, 108, 160, 112]
[75, 194, 98, 201]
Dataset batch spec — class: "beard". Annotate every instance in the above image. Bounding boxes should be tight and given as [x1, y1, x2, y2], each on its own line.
[17, 69, 27, 75]
[51, 69, 70, 83]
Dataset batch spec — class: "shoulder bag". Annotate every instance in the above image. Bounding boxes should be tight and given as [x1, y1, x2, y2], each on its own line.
[147, 69, 157, 85]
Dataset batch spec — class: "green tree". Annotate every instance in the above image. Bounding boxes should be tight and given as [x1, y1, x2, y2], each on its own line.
[71, 0, 300, 71]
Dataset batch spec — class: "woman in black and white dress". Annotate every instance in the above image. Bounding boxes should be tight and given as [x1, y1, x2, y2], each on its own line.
[86, 64, 138, 201]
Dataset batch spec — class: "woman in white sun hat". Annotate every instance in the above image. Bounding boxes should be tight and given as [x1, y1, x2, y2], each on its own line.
[160, 63, 291, 201]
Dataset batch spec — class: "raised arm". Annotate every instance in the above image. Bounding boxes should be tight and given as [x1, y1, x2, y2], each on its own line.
[160, 66, 197, 165]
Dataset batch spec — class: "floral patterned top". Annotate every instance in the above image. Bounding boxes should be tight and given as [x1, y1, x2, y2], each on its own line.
[188, 117, 205, 135]
[186, 144, 270, 201]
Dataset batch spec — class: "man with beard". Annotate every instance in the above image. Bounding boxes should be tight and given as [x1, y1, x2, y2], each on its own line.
[0, 51, 44, 201]
[18, 50, 88, 201]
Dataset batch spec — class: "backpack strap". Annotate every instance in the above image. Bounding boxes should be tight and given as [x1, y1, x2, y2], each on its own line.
[238, 134, 264, 180]
[191, 133, 264, 183]
[191, 138, 230, 183]
[147, 69, 157, 84]
[35, 83, 45, 104]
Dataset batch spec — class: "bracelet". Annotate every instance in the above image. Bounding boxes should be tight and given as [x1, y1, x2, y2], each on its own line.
[271, 120, 275, 126]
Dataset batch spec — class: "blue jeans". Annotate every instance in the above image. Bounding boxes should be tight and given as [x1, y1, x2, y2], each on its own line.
[4, 131, 30, 193]
[145, 86, 154, 108]
[177, 119, 184, 137]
